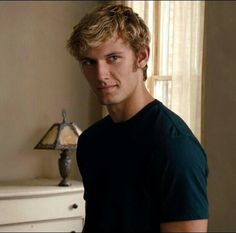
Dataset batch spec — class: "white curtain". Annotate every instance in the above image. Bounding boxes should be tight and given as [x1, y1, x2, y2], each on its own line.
[170, 1, 205, 141]
[117, 1, 205, 141]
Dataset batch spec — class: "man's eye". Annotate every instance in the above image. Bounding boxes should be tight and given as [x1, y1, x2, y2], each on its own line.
[108, 56, 120, 63]
[82, 59, 94, 66]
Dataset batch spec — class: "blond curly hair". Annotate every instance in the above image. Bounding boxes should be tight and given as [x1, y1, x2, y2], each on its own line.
[67, 3, 150, 80]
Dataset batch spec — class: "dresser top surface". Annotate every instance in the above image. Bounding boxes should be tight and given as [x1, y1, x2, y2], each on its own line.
[0, 178, 84, 199]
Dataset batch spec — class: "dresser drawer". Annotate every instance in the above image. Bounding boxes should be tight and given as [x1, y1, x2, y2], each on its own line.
[0, 217, 84, 232]
[0, 192, 85, 225]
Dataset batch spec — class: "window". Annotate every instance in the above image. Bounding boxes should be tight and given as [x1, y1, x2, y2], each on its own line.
[122, 1, 205, 141]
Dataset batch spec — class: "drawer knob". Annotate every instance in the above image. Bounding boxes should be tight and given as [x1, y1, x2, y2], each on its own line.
[72, 203, 78, 209]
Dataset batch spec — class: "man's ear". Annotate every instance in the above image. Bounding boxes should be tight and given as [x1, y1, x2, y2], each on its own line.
[137, 46, 150, 68]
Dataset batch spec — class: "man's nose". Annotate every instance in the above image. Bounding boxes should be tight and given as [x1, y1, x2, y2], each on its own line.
[96, 62, 109, 81]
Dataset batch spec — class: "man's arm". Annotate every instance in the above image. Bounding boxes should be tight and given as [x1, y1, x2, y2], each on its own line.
[160, 219, 208, 232]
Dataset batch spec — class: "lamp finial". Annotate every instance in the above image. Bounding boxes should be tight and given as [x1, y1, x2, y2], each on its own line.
[62, 109, 67, 123]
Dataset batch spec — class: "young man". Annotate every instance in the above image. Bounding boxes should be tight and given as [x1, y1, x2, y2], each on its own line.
[67, 3, 208, 233]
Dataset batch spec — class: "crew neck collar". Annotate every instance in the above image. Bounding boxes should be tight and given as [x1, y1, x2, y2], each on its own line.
[108, 99, 159, 126]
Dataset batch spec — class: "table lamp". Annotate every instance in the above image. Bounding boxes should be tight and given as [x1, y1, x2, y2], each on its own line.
[34, 110, 82, 186]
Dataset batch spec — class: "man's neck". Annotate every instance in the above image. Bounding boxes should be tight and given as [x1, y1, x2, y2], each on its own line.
[107, 90, 154, 123]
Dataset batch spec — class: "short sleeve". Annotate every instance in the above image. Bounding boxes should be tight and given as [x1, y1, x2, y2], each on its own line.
[150, 135, 209, 222]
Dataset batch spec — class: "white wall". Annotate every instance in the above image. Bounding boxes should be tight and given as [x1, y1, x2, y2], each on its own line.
[0, 1, 101, 182]
[202, 1, 236, 231]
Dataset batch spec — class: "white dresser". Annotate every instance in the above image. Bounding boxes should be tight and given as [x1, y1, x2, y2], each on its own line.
[0, 178, 85, 232]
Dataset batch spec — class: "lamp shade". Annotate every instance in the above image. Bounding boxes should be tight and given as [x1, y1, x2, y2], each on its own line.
[34, 110, 82, 150]
[34, 110, 82, 186]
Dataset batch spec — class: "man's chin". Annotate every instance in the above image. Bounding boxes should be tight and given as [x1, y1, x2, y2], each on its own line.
[99, 99, 112, 106]
[98, 97, 116, 106]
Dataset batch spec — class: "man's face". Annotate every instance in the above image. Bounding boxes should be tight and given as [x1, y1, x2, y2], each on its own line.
[79, 35, 145, 106]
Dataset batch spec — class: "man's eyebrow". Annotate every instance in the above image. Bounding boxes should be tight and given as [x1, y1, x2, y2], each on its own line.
[79, 51, 123, 61]
[79, 56, 94, 61]
[105, 52, 123, 57]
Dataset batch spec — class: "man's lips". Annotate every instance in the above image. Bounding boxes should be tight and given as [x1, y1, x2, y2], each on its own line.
[97, 85, 117, 92]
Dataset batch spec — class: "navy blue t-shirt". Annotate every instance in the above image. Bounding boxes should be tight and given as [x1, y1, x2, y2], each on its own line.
[77, 99, 208, 233]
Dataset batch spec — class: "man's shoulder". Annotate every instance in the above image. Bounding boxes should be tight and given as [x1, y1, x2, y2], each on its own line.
[152, 101, 194, 139]
[80, 115, 111, 139]
[148, 101, 206, 157]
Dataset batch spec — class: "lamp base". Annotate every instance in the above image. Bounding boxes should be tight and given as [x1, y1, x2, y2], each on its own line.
[58, 178, 71, 187]
[58, 149, 71, 187]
